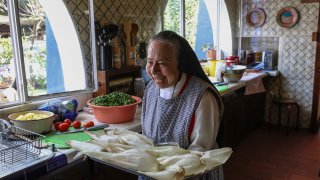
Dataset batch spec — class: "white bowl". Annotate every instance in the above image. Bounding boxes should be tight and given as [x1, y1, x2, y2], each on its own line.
[223, 73, 243, 82]
[8, 110, 55, 134]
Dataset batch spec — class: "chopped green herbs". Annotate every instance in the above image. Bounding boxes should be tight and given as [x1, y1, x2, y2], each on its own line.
[92, 92, 136, 106]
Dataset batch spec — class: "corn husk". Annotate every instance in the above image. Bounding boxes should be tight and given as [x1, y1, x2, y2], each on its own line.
[140, 165, 185, 180]
[83, 149, 163, 172]
[105, 128, 154, 146]
[84, 131, 124, 146]
[66, 140, 106, 152]
[67, 129, 233, 179]
[105, 143, 189, 157]
[157, 153, 206, 176]
[199, 147, 233, 171]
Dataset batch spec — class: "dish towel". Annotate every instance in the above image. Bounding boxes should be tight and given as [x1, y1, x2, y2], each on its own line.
[240, 72, 266, 95]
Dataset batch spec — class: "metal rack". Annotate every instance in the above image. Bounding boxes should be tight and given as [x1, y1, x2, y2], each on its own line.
[0, 119, 54, 178]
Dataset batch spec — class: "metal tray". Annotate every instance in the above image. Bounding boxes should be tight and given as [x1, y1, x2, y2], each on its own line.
[90, 156, 219, 179]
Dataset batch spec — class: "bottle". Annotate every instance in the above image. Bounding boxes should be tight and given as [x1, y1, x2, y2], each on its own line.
[134, 78, 145, 98]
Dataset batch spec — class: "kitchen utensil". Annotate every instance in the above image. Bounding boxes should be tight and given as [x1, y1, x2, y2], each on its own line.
[130, 23, 138, 46]
[54, 124, 109, 135]
[138, 42, 147, 59]
[216, 82, 228, 86]
[87, 96, 141, 124]
[95, 21, 102, 42]
[8, 110, 55, 135]
[122, 21, 132, 46]
[98, 24, 119, 70]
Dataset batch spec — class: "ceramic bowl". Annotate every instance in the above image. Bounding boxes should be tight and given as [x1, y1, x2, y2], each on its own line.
[8, 110, 55, 134]
[223, 73, 243, 82]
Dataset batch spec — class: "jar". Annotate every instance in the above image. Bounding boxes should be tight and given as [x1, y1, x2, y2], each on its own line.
[134, 78, 145, 98]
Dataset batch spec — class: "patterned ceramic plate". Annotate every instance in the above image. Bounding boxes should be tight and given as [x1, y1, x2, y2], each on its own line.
[276, 6, 299, 28]
[246, 8, 266, 28]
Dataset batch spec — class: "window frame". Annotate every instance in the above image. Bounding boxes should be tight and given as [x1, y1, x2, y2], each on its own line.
[0, 0, 97, 109]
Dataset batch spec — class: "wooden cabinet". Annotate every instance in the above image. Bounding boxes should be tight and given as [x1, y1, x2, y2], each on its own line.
[35, 158, 137, 180]
[220, 87, 266, 148]
[94, 66, 141, 97]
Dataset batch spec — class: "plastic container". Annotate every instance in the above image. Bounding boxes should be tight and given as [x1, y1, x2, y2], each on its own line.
[208, 60, 216, 77]
[87, 96, 142, 124]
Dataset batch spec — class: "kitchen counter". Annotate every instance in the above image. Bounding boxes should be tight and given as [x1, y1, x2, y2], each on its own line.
[53, 69, 266, 157]
[3, 71, 272, 179]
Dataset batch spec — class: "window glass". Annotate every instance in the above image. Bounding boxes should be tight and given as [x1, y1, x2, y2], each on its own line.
[0, 0, 95, 107]
[185, 0, 199, 50]
[0, 2, 19, 104]
[163, 0, 181, 35]
[17, 0, 86, 97]
[163, 0, 232, 60]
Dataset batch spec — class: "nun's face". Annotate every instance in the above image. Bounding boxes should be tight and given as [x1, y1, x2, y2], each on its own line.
[146, 40, 180, 89]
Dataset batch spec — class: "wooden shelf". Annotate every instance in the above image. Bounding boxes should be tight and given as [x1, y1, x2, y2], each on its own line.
[107, 66, 141, 77]
[94, 66, 141, 97]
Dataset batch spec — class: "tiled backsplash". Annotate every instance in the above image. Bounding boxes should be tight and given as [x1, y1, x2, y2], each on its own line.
[93, 0, 162, 43]
[64, 0, 162, 88]
[239, 0, 319, 128]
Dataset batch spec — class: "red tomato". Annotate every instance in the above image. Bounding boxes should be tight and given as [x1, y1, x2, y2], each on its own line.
[54, 122, 62, 130]
[64, 119, 72, 125]
[84, 121, 94, 128]
[72, 121, 81, 129]
[59, 123, 70, 132]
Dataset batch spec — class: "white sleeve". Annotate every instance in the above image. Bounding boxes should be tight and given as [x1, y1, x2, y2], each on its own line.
[187, 90, 220, 152]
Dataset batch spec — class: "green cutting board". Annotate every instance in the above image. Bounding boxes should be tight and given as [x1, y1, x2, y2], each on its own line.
[43, 131, 92, 149]
[215, 85, 229, 93]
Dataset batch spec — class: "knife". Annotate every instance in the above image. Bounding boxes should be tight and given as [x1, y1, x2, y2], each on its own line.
[54, 124, 109, 135]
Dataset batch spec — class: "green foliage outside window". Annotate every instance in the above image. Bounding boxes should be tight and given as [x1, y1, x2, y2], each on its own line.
[164, 0, 181, 34]
[0, 37, 13, 66]
[164, 0, 199, 49]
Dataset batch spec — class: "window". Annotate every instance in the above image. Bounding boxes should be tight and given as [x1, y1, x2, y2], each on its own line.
[164, 0, 232, 60]
[0, 0, 96, 107]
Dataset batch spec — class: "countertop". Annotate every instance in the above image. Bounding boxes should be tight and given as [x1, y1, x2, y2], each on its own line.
[210, 71, 269, 96]
[3, 71, 274, 179]
[58, 71, 270, 160]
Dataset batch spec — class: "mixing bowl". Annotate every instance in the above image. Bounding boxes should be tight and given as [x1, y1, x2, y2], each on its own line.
[87, 96, 141, 124]
[8, 110, 55, 134]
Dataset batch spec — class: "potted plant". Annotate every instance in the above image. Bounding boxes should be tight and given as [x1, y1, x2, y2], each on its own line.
[202, 43, 216, 60]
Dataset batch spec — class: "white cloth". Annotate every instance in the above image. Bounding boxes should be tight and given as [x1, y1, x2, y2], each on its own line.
[160, 73, 220, 151]
[240, 72, 266, 95]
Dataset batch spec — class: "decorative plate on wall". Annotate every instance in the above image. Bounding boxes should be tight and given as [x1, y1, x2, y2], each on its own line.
[246, 8, 266, 28]
[276, 6, 299, 28]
